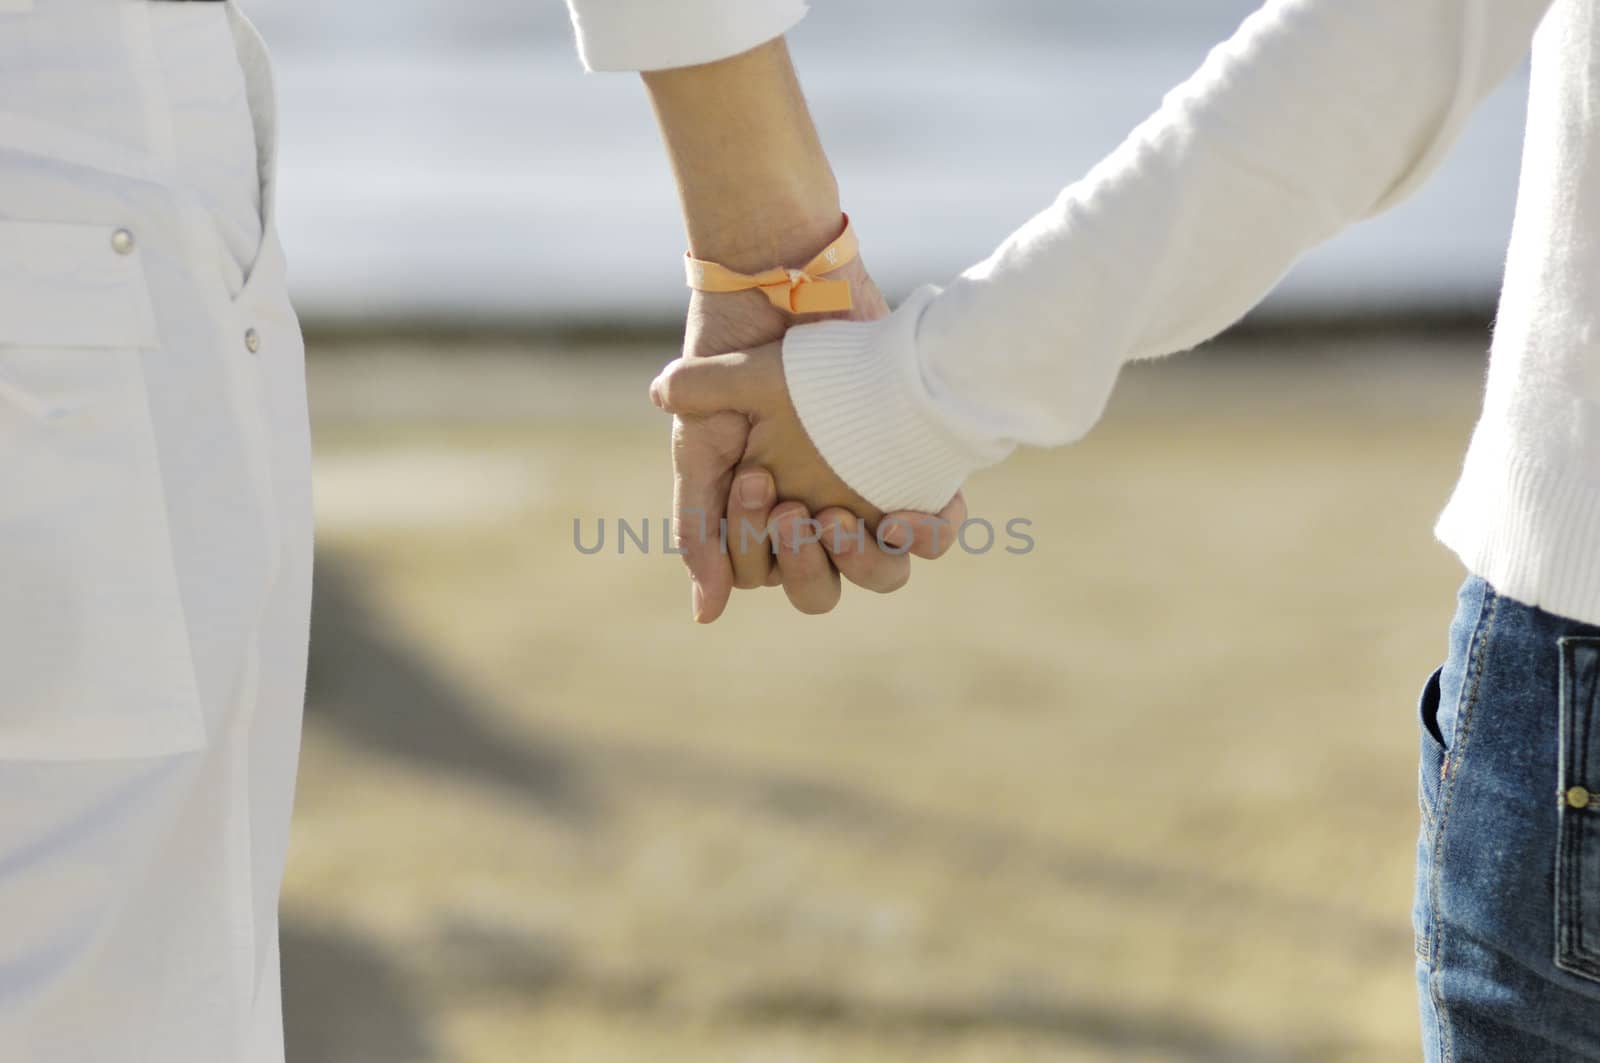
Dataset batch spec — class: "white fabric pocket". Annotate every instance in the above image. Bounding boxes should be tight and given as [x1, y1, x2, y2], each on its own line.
[0, 220, 205, 760]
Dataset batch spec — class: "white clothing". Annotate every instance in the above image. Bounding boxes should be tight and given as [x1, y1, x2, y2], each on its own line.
[0, 2, 311, 1059]
[569, 0, 1600, 626]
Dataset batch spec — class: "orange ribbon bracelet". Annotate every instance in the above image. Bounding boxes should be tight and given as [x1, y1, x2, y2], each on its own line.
[685, 214, 858, 314]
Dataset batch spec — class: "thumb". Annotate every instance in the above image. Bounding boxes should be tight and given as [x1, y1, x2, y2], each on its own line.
[650, 344, 782, 417]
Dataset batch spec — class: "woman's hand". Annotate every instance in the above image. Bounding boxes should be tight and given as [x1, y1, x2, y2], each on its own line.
[656, 331, 968, 620]
[673, 255, 888, 621]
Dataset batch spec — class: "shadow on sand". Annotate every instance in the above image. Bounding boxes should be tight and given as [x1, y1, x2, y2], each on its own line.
[282, 551, 1376, 1061]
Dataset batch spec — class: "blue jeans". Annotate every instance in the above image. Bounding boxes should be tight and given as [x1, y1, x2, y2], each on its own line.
[1415, 576, 1600, 1061]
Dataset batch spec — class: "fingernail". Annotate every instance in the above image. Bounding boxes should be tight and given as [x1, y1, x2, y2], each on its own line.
[649, 378, 665, 409]
[737, 470, 771, 508]
[825, 513, 857, 554]
[775, 510, 800, 550]
[881, 521, 910, 549]
[691, 579, 704, 622]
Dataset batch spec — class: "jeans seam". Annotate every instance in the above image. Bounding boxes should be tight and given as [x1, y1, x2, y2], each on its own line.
[1556, 637, 1600, 983]
[1562, 822, 1600, 978]
[1427, 585, 1498, 1063]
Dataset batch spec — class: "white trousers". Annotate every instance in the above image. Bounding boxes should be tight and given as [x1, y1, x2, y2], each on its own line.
[0, 3, 312, 1060]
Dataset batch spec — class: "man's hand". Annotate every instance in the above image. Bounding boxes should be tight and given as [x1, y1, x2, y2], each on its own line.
[639, 39, 961, 621]
[656, 336, 968, 619]
[676, 256, 918, 622]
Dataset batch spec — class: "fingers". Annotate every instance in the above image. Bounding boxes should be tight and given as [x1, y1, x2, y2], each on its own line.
[817, 509, 911, 594]
[771, 503, 841, 615]
[672, 413, 748, 624]
[650, 343, 784, 418]
[727, 466, 776, 590]
[880, 490, 968, 560]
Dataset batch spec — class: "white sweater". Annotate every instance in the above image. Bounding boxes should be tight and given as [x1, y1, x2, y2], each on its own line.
[568, 0, 1600, 626]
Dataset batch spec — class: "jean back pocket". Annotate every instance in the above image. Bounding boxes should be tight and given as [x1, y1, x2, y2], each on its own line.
[1556, 636, 1600, 982]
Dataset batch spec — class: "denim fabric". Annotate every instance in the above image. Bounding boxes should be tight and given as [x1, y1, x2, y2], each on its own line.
[1415, 576, 1600, 1061]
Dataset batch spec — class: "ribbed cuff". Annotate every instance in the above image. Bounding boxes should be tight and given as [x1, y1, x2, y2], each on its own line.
[1436, 427, 1600, 626]
[781, 286, 1012, 514]
[567, 0, 809, 72]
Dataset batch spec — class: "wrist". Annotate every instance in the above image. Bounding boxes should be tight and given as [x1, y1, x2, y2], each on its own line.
[686, 255, 885, 362]
[782, 287, 1007, 513]
[684, 191, 842, 274]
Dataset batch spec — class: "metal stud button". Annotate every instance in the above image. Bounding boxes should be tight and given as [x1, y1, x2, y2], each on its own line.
[244, 327, 261, 354]
[1567, 786, 1591, 810]
[111, 228, 136, 255]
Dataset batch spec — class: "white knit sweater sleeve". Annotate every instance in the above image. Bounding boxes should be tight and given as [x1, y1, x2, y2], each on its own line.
[783, 0, 1555, 514]
[565, 0, 809, 72]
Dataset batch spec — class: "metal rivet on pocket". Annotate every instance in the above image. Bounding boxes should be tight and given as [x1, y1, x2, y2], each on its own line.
[110, 228, 136, 255]
[244, 327, 261, 354]
[1567, 786, 1591, 810]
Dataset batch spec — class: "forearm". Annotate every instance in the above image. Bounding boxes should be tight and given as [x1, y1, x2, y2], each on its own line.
[919, 0, 1551, 383]
[642, 38, 842, 273]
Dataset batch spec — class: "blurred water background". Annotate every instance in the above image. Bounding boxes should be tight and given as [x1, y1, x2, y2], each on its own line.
[245, 0, 1528, 327]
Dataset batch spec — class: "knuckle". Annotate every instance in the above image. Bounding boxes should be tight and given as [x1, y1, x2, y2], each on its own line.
[781, 553, 829, 580]
[654, 364, 680, 408]
[655, 360, 694, 409]
[673, 525, 706, 554]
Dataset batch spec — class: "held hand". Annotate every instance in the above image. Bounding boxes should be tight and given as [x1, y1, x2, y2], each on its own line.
[640, 43, 948, 621]
[723, 470, 969, 615]
[658, 341, 860, 514]
[674, 257, 887, 622]
[654, 342, 968, 616]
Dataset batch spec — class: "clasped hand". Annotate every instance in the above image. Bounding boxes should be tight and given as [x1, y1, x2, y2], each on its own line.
[654, 259, 964, 623]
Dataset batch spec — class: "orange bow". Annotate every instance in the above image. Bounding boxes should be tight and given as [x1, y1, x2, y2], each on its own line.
[685, 214, 858, 314]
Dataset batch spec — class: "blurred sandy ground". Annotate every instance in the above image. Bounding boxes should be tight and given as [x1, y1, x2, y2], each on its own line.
[282, 328, 1487, 1062]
